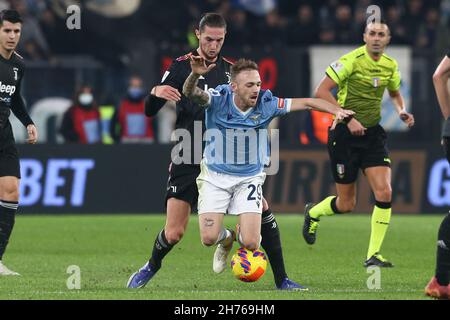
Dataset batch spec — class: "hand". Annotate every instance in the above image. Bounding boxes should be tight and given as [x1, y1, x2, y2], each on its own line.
[399, 111, 415, 128]
[26, 124, 38, 144]
[151, 85, 181, 102]
[330, 109, 355, 130]
[347, 117, 367, 136]
[189, 54, 216, 76]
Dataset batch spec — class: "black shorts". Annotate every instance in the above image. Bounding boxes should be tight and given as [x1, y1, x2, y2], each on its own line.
[327, 123, 390, 184]
[165, 163, 200, 210]
[444, 137, 450, 164]
[0, 139, 20, 178]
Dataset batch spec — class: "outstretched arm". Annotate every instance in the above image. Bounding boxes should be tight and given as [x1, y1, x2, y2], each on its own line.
[182, 55, 216, 106]
[289, 97, 354, 123]
[433, 55, 450, 119]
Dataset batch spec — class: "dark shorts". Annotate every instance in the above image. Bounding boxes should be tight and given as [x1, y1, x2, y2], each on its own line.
[444, 137, 450, 164]
[165, 163, 200, 210]
[327, 123, 390, 184]
[0, 139, 20, 179]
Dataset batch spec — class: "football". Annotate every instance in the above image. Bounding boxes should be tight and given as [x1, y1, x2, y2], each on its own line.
[230, 247, 267, 282]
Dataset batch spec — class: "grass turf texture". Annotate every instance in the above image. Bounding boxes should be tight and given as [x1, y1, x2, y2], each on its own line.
[0, 214, 443, 300]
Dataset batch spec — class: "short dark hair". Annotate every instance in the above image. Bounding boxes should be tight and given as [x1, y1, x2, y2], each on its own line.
[365, 18, 389, 33]
[198, 12, 227, 32]
[0, 10, 23, 26]
[230, 59, 259, 80]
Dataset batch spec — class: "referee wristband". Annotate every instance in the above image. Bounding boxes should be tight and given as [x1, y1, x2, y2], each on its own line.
[342, 115, 353, 124]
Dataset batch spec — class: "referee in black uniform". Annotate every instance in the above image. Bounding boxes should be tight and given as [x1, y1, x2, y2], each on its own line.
[127, 13, 304, 290]
[0, 10, 38, 276]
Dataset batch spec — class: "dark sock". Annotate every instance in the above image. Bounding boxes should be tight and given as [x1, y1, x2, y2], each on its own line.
[436, 213, 450, 286]
[330, 196, 343, 214]
[260, 208, 287, 288]
[148, 229, 174, 271]
[0, 200, 18, 260]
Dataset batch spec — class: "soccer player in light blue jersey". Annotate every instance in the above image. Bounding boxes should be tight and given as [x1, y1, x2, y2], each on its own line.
[183, 56, 354, 281]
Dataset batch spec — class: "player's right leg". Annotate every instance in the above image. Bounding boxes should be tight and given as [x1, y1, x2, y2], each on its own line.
[127, 199, 191, 289]
[127, 163, 197, 288]
[303, 183, 356, 245]
[0, 142, 22, 276]
[303, 123, 358, 245]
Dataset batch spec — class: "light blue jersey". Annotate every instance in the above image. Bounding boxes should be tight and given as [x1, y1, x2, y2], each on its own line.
[204, 84, 291, 176]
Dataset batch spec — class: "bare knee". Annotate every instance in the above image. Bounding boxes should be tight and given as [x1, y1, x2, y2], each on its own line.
[1, 186, 19, 201]
[374, 186, 392, 203]
[201, 234, 218, 247]
[165, 227, 185, 244]
[243, 241, 259, 251]
[337, 197, 356, 213]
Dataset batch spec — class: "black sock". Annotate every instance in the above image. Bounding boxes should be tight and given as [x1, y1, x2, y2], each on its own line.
[0, 200, 18, 260]
[436, 213, 450, 286]
[260, 209, 287, 288]
[148, 229, 174, 271]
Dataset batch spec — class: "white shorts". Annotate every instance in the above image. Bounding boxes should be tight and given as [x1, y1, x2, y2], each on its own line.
[196, 162, 266, 215]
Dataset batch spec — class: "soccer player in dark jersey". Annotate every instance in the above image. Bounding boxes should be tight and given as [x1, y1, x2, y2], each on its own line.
[425, 52, 450, 299]
[127, 13, 304, 290]
[302, 21, 414, 267]
[0, 10, 38, 276]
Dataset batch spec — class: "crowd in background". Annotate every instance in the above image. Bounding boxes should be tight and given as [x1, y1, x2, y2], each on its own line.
[1, 0, 449, 144]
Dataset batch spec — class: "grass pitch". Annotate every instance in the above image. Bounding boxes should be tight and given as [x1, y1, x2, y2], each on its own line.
[0, 214, 443, 300]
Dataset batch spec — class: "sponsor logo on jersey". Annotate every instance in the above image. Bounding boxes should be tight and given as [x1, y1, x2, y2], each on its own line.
[0, 97, 12, 104]
[0, 82, 16, 96]
[330, 60, 344, 73]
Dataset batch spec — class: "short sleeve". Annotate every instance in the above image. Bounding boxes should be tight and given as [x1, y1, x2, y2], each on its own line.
[261, 90, 292, 118]
[205, 84, 228, 109]
[160, 61, 184, 90]
[388, 61, 401, 91]
[325, 56, 353, 86]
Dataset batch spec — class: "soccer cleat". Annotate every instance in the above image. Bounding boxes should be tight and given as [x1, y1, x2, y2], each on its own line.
[213, 229, 236, 274]
[0, 261, 20, 276]
[364, 253, 394, 268]
[127, 262, 157, 289]
[302, 203, 320, 245]
[425, 277, 449, 300]
[276, 278, 308, 291]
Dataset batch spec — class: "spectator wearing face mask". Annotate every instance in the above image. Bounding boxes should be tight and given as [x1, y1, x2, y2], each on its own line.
[60, 86, 102, 144]
[110, 76, 155, 143]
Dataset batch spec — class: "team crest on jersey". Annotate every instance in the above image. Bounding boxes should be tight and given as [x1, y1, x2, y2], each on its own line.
[373, 77, 380, 88]
[225, 72, 231, 84]
[249, 113, 261, 124]
[337, 164, 345, 179]
[13, 67, 18, 81]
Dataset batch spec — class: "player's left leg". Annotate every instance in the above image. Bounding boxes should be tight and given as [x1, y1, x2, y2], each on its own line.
[364, 166, 394, 268]
[260, 198, 306, 290]
[0, 176, 20, 276]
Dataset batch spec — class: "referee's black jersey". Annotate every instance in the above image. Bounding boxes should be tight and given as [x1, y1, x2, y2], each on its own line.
[0, 52, 33, 136]
[145, 49, 232, 164]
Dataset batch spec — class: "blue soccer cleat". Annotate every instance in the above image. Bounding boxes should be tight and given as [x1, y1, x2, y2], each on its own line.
[127, 262, 157, 289]
[277, 278, 309, 291]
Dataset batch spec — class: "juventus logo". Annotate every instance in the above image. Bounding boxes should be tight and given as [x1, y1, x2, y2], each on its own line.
[13, 68, 18, 81]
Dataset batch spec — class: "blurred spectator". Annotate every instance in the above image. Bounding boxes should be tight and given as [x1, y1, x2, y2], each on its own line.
[12, 0, 53, 61]
[386, 6, 408, 45]
[287, 4, 318, 46]
[257, 9, 287, 46]
[60, 86, 102, 144]
[110, 76, 155, 144]
[334, 5, 355, 44]
[416, 8, 441, 49]
[403, 0, 425, 45]
[226, 8, 252, 46]
[319, 25, 336, 44]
